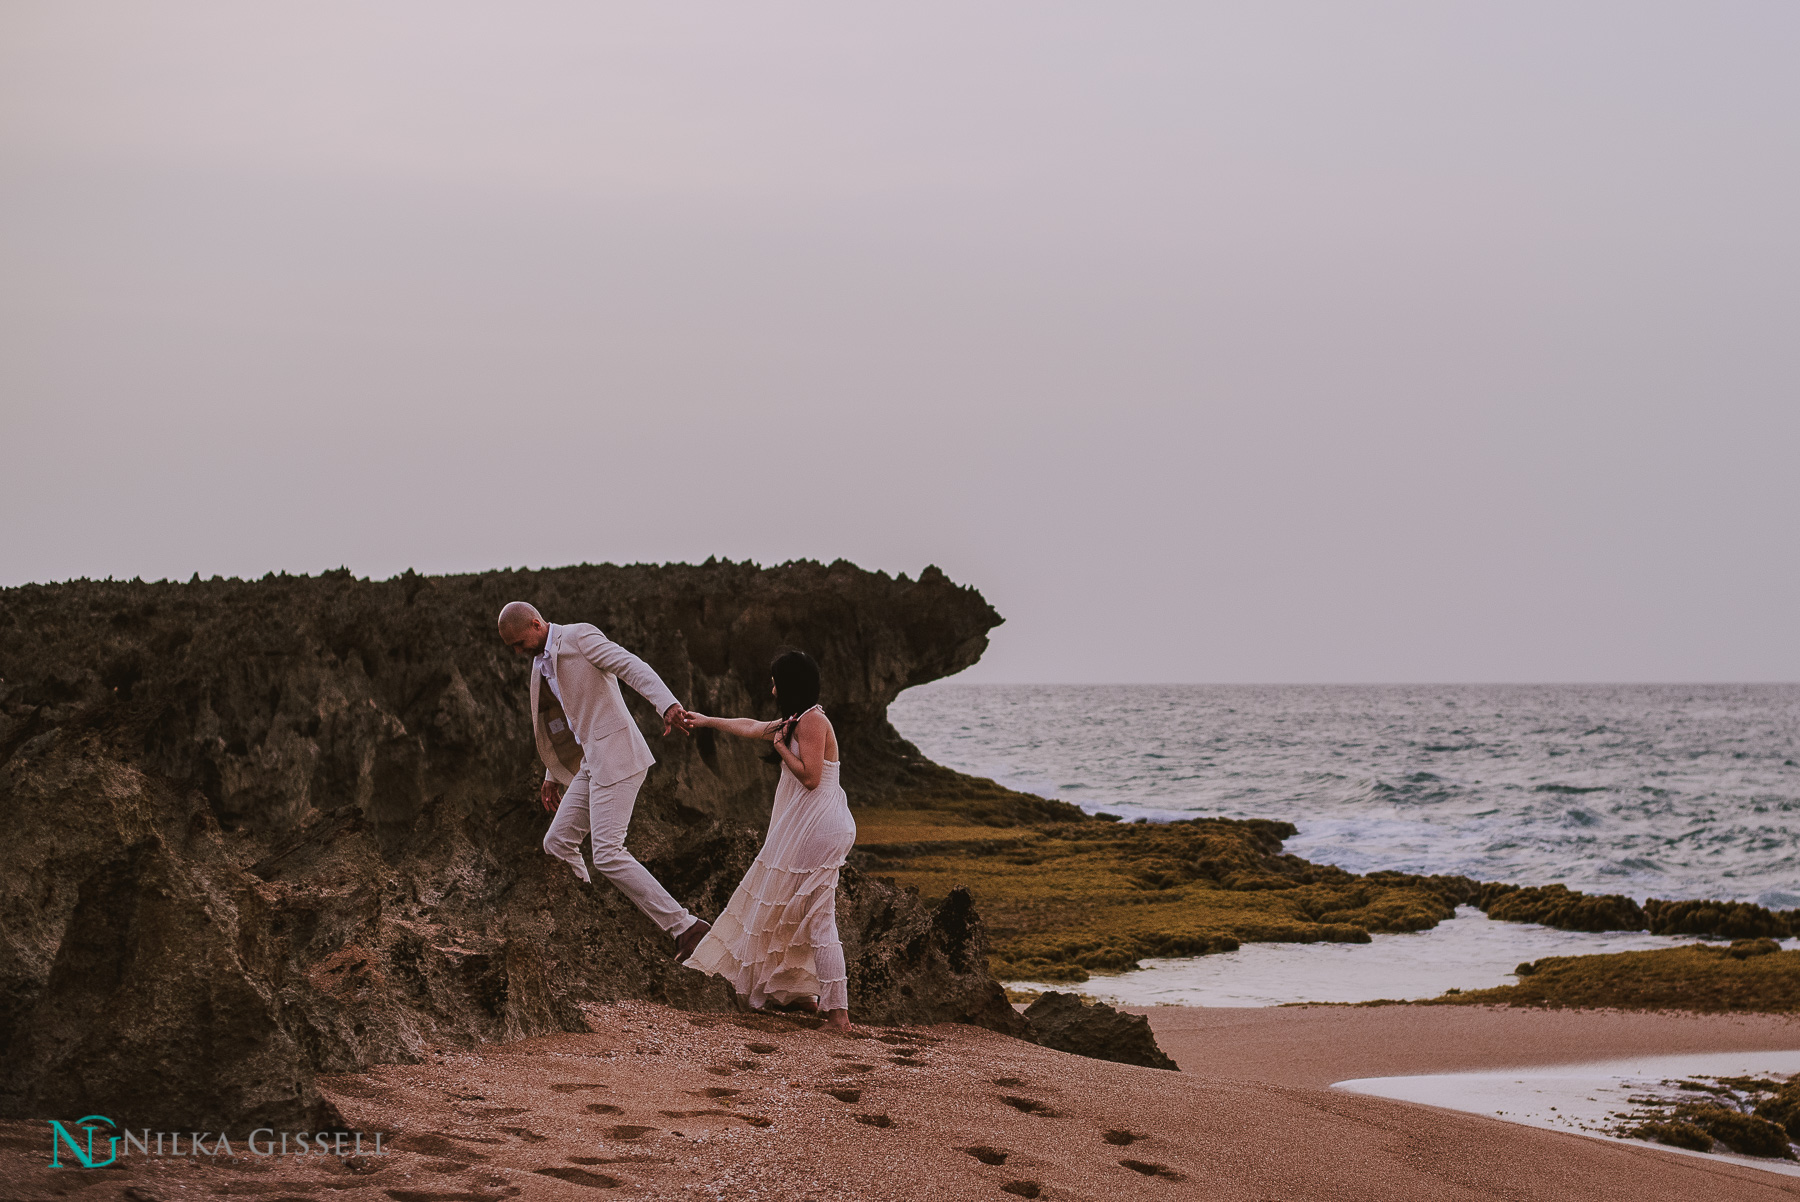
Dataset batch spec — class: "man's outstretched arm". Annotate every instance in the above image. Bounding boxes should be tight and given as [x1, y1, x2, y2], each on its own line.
[569, 626, 685, 733]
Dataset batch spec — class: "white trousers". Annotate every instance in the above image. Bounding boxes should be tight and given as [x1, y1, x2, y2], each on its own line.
[543, 767, 695, 937]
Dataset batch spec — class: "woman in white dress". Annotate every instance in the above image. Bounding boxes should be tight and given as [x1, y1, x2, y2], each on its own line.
[681, 649, 857, 1031]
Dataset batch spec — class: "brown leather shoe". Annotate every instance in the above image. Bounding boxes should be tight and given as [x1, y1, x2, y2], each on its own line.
[674, 918, 711, 960]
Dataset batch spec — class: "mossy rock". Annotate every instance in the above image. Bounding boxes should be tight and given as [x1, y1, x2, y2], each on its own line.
[1754, 1083, 1800, 1138]
[853, 776, 1800, 999]
[1482, 883, 1645, 932]
[854, 806, 1453, 979]
[1728, 938, 1783, 959]
[1631, 1120, 1713, 1152]
[1675, 1104, 1794, 1159]
[1428, 944, 1800, 1013]
[1647, 898, 1793, 939]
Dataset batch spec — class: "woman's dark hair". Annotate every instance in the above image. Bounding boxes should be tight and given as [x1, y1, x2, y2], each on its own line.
[770, 648, 821, 719]
[764, 649, 822, 764]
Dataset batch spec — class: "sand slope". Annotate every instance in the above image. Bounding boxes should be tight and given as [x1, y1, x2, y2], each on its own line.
[4, 1003, 1797, 1200]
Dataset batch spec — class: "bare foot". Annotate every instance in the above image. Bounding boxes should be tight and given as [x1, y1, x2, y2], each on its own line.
[825, 1009, 852, 1032]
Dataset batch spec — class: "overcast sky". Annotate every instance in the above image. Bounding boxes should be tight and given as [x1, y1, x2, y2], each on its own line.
[2, 3, 1796, 682]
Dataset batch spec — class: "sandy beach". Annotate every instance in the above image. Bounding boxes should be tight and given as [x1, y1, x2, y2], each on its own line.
[5, 1002, 1796, 1200]
[1137, 1003, 1800, 1090]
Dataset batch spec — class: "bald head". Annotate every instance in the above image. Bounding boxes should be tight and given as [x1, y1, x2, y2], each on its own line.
[498, 601, 548, 656]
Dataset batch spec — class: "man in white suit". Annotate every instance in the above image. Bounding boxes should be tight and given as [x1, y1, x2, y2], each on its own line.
[497, 601, 710, 959]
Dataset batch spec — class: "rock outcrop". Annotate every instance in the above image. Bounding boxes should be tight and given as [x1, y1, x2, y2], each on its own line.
[1644, 898, 1795, 940]
[0, 560, 1014, 1129]
[1022, 991, 1177, 1070]
[1479, 883, 1648, 932]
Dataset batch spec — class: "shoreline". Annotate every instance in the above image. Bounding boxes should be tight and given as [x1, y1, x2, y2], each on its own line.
[1136, 1002, 1800, 1089]
[7, 1002, 1798, 1199]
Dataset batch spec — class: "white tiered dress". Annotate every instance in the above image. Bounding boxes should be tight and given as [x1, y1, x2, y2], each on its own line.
[683, 708, 857, 1012]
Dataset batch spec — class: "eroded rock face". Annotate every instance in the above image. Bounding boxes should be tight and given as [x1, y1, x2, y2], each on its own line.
[0, 561, 1009, 1128]
[841, 879, 1027, 1036]
[1022, 992, 1177, 1071]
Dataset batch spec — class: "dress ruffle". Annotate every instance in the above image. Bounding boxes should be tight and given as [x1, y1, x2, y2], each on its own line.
[684, 752, 855, 1012]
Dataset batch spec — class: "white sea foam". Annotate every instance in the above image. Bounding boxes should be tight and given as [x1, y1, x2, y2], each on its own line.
[1335, 1051, 1800, 1178]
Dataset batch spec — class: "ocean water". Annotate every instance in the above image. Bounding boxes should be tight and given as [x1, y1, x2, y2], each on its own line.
[1006, 906, 1756, 1008]
[888, 683, 1800, 907]
[1336, 1050, 1800, 1178]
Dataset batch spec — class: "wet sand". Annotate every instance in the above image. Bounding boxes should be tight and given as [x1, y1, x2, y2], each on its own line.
[3, 1003, 1797, 1200]
[1137, 1003, 1800, 1089]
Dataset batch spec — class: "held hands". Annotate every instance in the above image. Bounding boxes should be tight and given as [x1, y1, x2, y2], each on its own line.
[663, 702, 691, 736]
[540, 779, 564, 813]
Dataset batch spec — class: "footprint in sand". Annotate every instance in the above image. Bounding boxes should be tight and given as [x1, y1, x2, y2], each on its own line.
[533, 1166, 623, 1189]
[1000, 1182, 1043, 1199]
[963, 1146, 1008, 1166]
[992, 1077, 1025, 1087]
[1103, 1129, 1144, 1146]
[654, 1108, 771, 1128]
[1120, 1159, 1186, 1181]
[572, 1154, 673, 1167]
[606, 1124, 657, 1140]
[744, 1042, 779, 1054]
[705, 1065, 735, 1076]
[998, 1096, 1061, 1117]
[585, 1103, 625, 1116]
[400, 1134, 491, 1159]
[822, 1088, 861, 1103]
[495, 1125, 547, 1142]
[851, 1113, 893, 1129]
[418, 1157, 473, 1173]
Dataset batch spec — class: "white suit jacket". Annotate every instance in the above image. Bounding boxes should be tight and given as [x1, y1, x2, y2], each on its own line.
[530, 622, 680, 788]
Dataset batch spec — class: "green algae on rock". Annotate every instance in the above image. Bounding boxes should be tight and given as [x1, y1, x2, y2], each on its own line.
[1479, 883, 1648, 932]
[1645, 898, 1795, 940]
[1609, 1074, 1800, 1160]
[854, 807, 1466, 982]
[1630, 1119, 1715, 1153]
[1439, 880, 1798, 938]
[1420, 942, 1800, 1013]
[1754, 1077, 1800, 1139]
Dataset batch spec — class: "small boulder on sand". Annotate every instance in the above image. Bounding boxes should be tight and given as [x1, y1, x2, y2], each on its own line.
[1023, 991, 1178, 1070]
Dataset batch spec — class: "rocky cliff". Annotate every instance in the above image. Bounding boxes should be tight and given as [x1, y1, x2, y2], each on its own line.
[0, 560, 1024, 1131]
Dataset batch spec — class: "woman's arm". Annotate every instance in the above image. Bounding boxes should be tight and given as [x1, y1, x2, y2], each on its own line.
[685, 713, 782, 740]
[770, 709, 831, 790]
